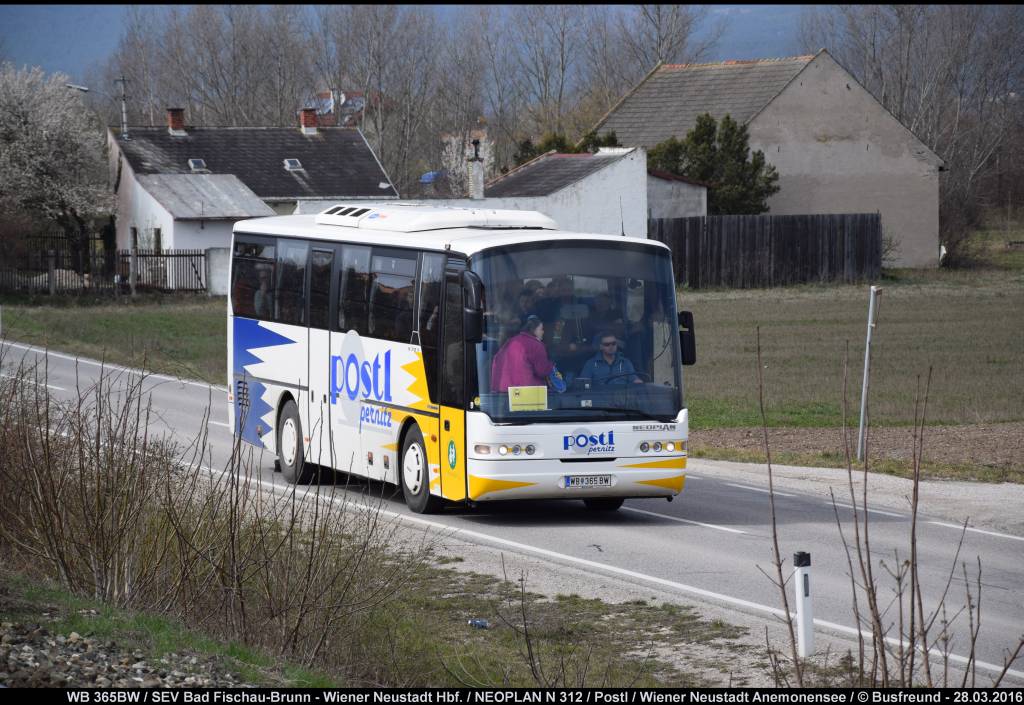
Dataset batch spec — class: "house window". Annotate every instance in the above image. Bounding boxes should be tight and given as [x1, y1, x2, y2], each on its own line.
[283, 158, 303, 171]
[130, 227, 138, 250]
[153, 228, 162, 253]
[188, 158, 207, 172]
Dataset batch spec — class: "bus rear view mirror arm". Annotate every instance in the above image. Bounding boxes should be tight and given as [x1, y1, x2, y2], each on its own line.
[678, 310, 696, 366]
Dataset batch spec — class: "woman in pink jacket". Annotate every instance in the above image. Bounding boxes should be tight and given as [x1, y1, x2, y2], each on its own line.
[490, 315, 556, 393]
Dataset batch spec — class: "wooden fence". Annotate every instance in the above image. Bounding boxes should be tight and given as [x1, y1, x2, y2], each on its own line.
[648, 213, 882, 289]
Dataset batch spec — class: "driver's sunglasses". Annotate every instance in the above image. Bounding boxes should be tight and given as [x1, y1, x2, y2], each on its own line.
[601, 341, 617, 347]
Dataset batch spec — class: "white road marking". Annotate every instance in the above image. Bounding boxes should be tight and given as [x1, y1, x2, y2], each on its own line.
[683, 473, 701, 480]
[208, 420, 231, 428]
[196, 462, 1024, 681]
[831, 502, 906, 519]
[725, 482, 796, 498]
[0, 371, 65, 391]
[622, 506, 746, 534]
[929, 521, 1024, 543]
[1, 341, 226, 392]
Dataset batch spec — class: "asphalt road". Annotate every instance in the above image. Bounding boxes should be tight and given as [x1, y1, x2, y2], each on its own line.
[3, 339, 1022, 682]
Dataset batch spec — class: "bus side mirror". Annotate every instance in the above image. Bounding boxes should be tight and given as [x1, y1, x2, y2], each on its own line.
[678, 310, 696, 366]
[462, 270, 484, 343]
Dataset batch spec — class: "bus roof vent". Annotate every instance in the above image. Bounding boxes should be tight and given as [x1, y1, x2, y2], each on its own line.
[315, 203, 379, 227]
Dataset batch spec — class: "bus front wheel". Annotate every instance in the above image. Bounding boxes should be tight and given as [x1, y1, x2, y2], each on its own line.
[583, 498, 624, 511]
[278, 399, 315, 484]
[401, 425, 442, 514]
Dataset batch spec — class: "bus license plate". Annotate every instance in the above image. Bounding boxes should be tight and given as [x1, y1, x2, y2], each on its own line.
[566, 475, 612, 488]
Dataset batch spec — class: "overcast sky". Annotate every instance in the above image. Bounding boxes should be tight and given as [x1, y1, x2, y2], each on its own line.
[0, 4, 807, 85]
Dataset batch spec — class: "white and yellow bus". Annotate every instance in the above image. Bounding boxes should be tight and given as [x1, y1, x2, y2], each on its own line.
[227, 203, 696, 513]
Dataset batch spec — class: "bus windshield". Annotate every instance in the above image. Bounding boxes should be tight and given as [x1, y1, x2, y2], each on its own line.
[469, 241, 683, 424]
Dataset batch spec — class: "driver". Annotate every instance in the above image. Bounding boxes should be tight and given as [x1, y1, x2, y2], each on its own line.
[578, 333, 643, 385]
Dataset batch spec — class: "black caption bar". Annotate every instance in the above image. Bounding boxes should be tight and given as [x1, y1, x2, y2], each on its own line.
[6, 688, 1020, 705]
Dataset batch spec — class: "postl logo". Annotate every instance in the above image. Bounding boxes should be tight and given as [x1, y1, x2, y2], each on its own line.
[563, 429, 615, 455]
[448, 440, 457, 469]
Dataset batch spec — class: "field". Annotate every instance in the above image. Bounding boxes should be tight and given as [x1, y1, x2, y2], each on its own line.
[0, 293, 227, 385]
[683, 267, 1023, 429]
[2, 230, 1021, 480]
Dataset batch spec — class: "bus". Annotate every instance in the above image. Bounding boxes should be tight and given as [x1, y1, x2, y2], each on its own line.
[227, 203, 695, 513]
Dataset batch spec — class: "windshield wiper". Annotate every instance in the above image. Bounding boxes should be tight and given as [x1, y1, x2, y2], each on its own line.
[578, 406, 672, 422]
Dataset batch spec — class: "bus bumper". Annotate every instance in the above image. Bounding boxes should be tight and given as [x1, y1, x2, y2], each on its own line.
[465, 455, 686, 502]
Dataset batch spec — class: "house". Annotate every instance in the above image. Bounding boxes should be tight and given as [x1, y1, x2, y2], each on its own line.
[405, 147, 702, 238]
[107, 108, 397, 252]
[647, 170, 708, 219]
[593, 49, 945, 267]
[309, 89, 368, 127]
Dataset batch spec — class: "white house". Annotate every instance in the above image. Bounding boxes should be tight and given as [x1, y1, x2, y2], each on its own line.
[107, 108, 397, 252]
[388, 147, 705, 239]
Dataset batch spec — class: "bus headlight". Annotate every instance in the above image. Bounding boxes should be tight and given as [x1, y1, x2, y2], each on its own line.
[525, 444, 536, 455]
[653, 441, 662, 452]
[475, 445, 491, 455]
[498, 445, 509, 456]
[665, 442, 676, 452]
[512, 445, 522, 456]
[640, 442, 650, 452]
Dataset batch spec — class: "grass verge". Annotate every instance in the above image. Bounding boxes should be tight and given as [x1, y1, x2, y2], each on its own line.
[691, 446, 1020, 484]
[0, 293, 225, 384]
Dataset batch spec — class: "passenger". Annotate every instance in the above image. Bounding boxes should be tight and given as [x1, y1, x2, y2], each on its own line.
[253, 266, 274, 318]
[490, 315, 556, 393]
[578, 333, 643, 385]
[584, 293, 624, 343]
[535, 276, 572, 323]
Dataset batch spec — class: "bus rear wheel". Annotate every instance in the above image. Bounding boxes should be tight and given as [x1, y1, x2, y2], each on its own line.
[583, 498, 624, 511]
[278, 399, 315, 484]
[401, 425, 442, 514]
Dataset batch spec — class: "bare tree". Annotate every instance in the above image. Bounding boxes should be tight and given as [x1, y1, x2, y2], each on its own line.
[511, 5, 587, 137]
[316, 5, 441, 193]
[102, 6, 317, 129]
[618, 5, 726, 74]
[474, 6, 528, 173]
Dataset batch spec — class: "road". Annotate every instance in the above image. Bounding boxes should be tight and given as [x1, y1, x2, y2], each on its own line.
[3, 339, 1022, 682]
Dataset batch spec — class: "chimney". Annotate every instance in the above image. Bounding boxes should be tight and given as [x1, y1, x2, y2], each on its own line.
[468, 138, 484, 200]
[300, 108, 318, 135]
[167, 108, 186, 136]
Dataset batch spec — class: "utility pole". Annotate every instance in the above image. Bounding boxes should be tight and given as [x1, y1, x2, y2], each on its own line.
[114, 75, 129, 140]
[857, 286, 882, 461]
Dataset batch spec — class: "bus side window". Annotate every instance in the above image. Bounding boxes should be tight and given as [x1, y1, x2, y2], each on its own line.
[309, 248, 334, 330]
[338, 245, 371, 334]
[369, 248, 416, 343]
[275, 239, 309, 325]
[231, 238, 275, 320]
[418, 253, 446, 402]
[440, 279, 465, 408]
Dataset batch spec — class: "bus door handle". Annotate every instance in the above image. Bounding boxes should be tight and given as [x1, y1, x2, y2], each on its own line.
[444, 420, 450, 431]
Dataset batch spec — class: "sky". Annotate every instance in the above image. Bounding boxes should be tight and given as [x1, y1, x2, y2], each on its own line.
[0, 5, 808, 85]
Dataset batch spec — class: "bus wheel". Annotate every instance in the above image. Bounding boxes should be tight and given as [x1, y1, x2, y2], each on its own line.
[278, 399, 314, 484]
[583, 498, 624, 511]
[401, 425, 442, 514]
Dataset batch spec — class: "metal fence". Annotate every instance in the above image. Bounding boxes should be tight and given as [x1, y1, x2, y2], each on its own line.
[648, 213, 882, 289]
[0, 247, 206, 295]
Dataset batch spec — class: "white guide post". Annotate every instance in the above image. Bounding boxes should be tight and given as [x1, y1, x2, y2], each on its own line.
[794, 551, 813, 658]
[857, 285, 882, 462]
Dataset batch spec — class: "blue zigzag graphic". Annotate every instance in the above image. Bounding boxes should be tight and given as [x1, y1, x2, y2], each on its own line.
[233, 318, 296, 447]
